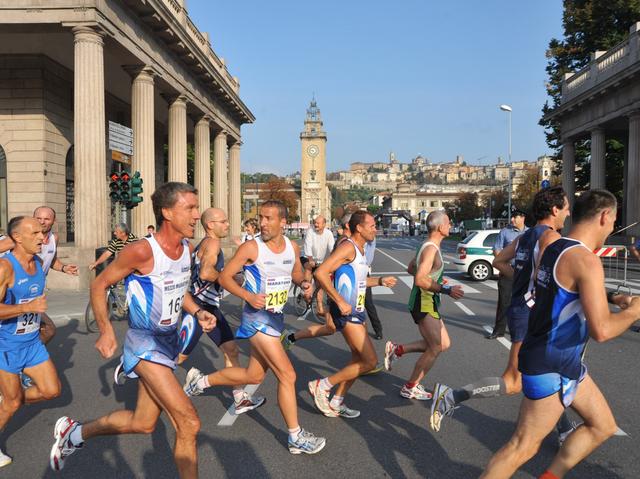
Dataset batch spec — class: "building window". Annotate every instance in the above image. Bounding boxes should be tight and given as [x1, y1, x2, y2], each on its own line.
[310, 169, 316, 181]
[0, 145, 7, 234]
[65, 146, 75, 243]
[430, 201, 438, 207]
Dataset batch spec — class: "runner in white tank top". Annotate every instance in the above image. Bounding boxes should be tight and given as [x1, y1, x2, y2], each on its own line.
[50, 183, 215, 477]
[182, 200, 326, 455]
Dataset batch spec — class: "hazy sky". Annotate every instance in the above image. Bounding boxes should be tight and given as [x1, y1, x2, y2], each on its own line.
[188, 0, 564, 175]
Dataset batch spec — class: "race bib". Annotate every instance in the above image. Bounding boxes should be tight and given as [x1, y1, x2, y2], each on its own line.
[355, 280, 367, 313]
[265, 275, 292, 314]
[16, 298, 41, 335]
[161, 275, 190, 326]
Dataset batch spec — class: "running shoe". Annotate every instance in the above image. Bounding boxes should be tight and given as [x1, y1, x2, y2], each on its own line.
[400, 384, 433, 400]
[308, 380, 335, 416]
[20, 373, 34, 389]
[280, 330, 295, 351]
[330, 404, 360, 418]
[234, 393, 266, 415]
[384, 341, 399, 371]
[429, 383, 457, 432]
[558, 421, 582, 447]
[288, 429, 326, 455]
[183, 367, 205, 397]
[114, 358, 127, 386]
[362, 363, 384, 375]
[50, 416, 82, 471]
[0, 449, 11, 468]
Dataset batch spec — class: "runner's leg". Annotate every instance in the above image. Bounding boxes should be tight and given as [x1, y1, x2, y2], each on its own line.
[327, 322, 377, 389]
[407, 316, 450, 384]
[39, 313, 56, 345]
[22, 358, 61, 403]
[0, 371, 24, 430]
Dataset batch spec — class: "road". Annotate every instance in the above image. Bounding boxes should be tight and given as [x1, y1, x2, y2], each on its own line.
[4, 237, 639, 478]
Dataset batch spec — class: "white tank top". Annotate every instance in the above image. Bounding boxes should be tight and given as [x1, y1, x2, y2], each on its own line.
[37, 232, 57, 275]
[243, 236, 295, 314]
[333, 238, 370, 318]
[125, 236, 191, 333]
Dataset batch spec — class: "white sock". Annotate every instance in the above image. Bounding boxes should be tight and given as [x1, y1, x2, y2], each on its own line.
[319, 377, 333, 392]
[329, 395, 344, 409]
[288, 426, 302, 441]
[69, 424, 84, 447]
[196, 376, 210, 390]
[233, 387, 245, 403]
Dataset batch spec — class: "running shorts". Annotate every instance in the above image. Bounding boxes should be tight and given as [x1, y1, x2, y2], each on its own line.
[0, 341, 49, 374]
[522, 364, 587, 408]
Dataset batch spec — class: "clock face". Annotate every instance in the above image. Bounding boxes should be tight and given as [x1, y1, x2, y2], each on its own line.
[307, 144, 319, 158]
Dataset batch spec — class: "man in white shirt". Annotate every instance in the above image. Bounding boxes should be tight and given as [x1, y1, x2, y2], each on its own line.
[301, 215, 335, 280]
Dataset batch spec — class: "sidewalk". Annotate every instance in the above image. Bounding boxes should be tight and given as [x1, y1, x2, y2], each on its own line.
[45, 289, 89, 323]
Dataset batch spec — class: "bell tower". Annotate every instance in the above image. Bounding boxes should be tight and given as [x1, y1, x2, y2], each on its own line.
[300, 98, 330, 223]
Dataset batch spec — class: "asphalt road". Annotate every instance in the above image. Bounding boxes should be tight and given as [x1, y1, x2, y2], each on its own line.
[3, 237, 639, 478]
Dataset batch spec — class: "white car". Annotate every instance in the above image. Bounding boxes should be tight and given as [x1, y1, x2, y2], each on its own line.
[453, 229, 500, 281]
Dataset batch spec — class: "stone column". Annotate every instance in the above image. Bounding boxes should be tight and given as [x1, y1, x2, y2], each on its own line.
[167, 95, 188, 182]
[73, 26, 108, 248]
[627, 113, 640, 236]
[213, 129, 228, 211]
[590, 127, 606, 189]
[562, 139, 576, 208]
[194, 116, 211, 238]
[127, 66, 156, 237]
[228, 141, 242, 239]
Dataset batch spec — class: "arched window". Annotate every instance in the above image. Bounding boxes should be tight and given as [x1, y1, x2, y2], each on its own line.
[65, 146, 74, 242]
[0, 145, 7, 234]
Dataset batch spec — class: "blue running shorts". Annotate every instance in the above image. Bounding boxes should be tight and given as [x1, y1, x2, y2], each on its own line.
[0, 340, 49, 374]
[179, 305, 235, 355]
[522, 364, 587, 408]
[123, 329, 179, 378]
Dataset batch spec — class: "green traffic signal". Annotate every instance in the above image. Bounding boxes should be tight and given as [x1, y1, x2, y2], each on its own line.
[128, 171, 143, 208]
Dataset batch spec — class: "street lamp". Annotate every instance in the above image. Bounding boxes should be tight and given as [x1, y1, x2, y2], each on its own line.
[499, 104, 512, 218]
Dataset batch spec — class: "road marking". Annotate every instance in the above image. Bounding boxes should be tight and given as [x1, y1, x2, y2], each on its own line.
[454, 302, 475, 316]
[483, 280, 499, 290]
[371, 271, 406, 275]
[376, 248, 408, 269]
[480, 324, 630, 437]
[444, 277, 480, 294]
[217, 384, 261, 426]
[399, 276, 413, 289]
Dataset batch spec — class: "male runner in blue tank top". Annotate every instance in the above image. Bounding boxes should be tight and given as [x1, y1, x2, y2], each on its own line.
[177, 207, 264, 414]
[482, 189, 640, 478]
[50, 183, 216, 478]
[308, 210, 397, 418]
[0, 216, 61, 468]
[428, 187, 573, 434]
[182, 200, 326, 455]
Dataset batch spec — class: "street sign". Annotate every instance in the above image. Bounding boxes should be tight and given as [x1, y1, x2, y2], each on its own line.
[111, 150, 131, 165]
[108, 121, 133, 155]
[541, 179, 550, 189]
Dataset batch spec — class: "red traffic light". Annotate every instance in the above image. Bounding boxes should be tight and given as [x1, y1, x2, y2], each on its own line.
[110, 172, 120, 182]
[120, 172, 131, 182]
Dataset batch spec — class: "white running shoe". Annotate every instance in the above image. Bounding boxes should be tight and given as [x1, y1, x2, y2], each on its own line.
[330, 404, 361, 418]
[183, 368, 205, 397]
[50, 416, 82, 471]
[234, 393, 266, 415]
[0, 449, 11, 468]
[307, 380, 335, 416]
[20, 373, 34, 389]
[429, 383, 457, 432]
[288, 429, 326, 455]
[384, 341, 399, 371]
[400, 384, 433, 400]
[114, 357, 127, 386]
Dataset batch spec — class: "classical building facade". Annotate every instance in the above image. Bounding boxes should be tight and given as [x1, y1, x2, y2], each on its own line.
[300, 99, 331, 224]
[547, 22, 640, 233]
[0, 0, 254, 289]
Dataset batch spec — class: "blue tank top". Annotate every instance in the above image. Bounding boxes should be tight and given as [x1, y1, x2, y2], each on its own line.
[190, 239, 224, 307]
[333, 239, 369, 320]
[510, 224, 551, 308]
[518, 238, 589, 379]
[0, 253, 46, 350]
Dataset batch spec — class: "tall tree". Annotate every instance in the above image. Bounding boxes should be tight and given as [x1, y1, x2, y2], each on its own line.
[260, 179, 299, 220]
[449, 192, 483, 221]
[541, 1, 640, 202]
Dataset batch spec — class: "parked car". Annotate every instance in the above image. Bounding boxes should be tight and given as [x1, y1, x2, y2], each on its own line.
[453, 229, 500, 281]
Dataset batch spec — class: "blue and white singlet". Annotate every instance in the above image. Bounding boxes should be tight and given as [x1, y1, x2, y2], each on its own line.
[332, 238, 370, 321]
[510, 224, 551, 309]
[38, 231, 57, 275]
[190, 239, 224, 307]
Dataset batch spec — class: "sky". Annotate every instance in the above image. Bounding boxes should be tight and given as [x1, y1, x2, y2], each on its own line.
[187, 0, 564, 175]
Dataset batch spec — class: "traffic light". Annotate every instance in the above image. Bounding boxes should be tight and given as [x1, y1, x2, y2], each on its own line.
[119, 171, 131, 203]
[128, 171, 143, 208]
[109, 172, 121, 201]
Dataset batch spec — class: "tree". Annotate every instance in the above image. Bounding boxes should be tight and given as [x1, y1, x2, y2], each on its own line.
[541, 1, 640, 202]
[483, 189, 509, 219]
[259, 179, 299, 220]
[450, 192, 482, 221]
[367, 205, 381, 215]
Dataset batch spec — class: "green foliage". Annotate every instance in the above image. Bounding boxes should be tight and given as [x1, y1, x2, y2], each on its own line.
[367, 205, 381, 214]
[329, 184, 377, 206]
[448, 192, 483, 221]
[541, 0, 640, 201]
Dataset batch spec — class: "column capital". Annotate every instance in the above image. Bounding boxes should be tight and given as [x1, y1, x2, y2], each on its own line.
[193, 114, 211, 126]
[123, 64, 159, 82]
[71, 25, 105, 45]
[590, 126, 605, 134]
[627, 110, 640, 121]
[161, 93, 189, 106]
[214, 129, 228, 139]
[229, 141, 242, 150]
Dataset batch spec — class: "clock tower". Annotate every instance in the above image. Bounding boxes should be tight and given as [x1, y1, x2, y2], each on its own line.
[300, 98, 331, 223]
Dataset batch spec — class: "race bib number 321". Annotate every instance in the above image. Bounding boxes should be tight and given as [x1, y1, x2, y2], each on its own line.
[16, 298, 41, 335]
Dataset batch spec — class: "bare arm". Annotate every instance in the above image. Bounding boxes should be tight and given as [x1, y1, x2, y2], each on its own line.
[197, 238, 221, 283]
[493, 239, 518, 279]
[0, 259, 47, 320]
[290, 242, 308, 287]
[90, 250, 113, 270]
[314, 241, 355, 315]
[0, 236, 14, 254]
[407, 258, 416, 275]
[414, 245, 439, 291]
[218, 241, 266, 309]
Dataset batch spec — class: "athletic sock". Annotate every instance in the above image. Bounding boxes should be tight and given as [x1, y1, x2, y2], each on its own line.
[404, 382, 417, 389]
[232, 387, 245, 403]
[288, 426, 302, 442]
[69, 424, 84, 447]
[556, 411, 574, 434]
[395, 344, 405, 357]
[329, 395, 344, 409]
[319, 377, 333, 391]
[539, 471, 559, 479]
[196, 375, 210, 391]
[452, 377, 506, 404]
[287, 333, 297, 343]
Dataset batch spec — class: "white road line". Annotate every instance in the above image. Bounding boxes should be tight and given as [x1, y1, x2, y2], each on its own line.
[444, 277, 480, 294]
[480, 325, 630, 437]
[399, 276, 413, 288]
[483, 281, 499, 290]
[371, 285, 393, 295]
[454, 302, 475, 316]
[217, 384, 261, 427]
[376, 248, 408, 269]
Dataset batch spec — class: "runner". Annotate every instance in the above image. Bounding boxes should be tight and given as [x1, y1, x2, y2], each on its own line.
[428, 187, 574, 435]
[49, 182, 215, 478]
[308, 210, 397, 418]
[481, 189, 640, 478]
[0, 216, 60, 468]
[182, 200, 326, 455]
[178, 207, 265, 415]
[383, 210, 463, 401]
